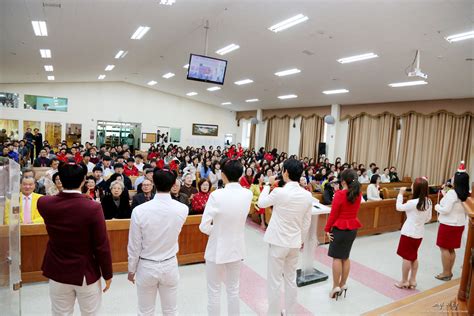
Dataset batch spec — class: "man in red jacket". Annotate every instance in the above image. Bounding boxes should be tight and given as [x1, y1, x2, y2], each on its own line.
[37, 163, 113, 315]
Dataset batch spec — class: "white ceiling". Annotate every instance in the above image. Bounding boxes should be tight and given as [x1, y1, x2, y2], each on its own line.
[0, 0, 473, 111]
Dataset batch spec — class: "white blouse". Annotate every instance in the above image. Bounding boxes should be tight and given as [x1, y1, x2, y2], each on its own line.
[396, 194, 432, 238]
[435, 189, 466, 226]
[358, 175, 369, 184]
[380, 174, 391, 183]
[208, 170, 222, 188]
[366, 184, 382, 201]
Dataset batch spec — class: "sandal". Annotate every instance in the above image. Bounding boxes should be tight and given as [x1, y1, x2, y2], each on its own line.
[394, 282, 409, 289]
[434, 274, 453, 281]
[408, 282, 417, 289]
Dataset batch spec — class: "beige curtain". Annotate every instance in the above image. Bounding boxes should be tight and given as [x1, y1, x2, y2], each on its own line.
[346, 114, 398, 168]
[299, 116, 324, 159]
[265, 117, 290, 152]
[249, 123, 256, 150]
[397, 112, 473, 184]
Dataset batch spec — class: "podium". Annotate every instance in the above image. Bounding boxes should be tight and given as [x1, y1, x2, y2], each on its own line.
[297, 200, 331, 287]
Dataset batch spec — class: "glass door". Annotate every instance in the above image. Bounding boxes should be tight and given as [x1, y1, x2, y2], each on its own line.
[0, 158, 21, 316]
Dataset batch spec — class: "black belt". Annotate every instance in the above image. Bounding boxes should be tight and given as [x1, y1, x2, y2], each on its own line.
[139, 256, 175, 263]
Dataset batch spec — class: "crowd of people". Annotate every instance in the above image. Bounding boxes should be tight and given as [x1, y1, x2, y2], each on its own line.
[0, 137, 471, 315]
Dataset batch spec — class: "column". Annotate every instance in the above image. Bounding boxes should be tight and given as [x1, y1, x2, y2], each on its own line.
[326, 104, 340, 161]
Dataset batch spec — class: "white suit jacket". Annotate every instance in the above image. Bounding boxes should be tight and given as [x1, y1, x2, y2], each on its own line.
[199, 182, 253, 264]
[258, 181, 313, 248]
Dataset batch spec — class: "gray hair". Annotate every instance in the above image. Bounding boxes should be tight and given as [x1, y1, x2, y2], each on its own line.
[110, 180, 125, 191]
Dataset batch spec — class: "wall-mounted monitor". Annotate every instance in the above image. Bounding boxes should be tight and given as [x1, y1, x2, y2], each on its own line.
[187, 54, 227, 85]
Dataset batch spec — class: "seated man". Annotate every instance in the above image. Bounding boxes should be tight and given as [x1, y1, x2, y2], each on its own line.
[22, 168, 46, 195]
[33, 149, 51, 167]
[124, 158, 139, 177]
[170, 179, 190, 210]
[108, 163, 132, 190]
[4, 176, 44, 224]
[131, 179, 155, 210]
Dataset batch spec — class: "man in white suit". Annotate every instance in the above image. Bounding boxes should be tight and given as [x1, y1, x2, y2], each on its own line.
[199, 159, 253, 315]
[258, 158, 313, 315]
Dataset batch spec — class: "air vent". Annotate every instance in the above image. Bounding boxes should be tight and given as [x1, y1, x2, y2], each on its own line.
[302, 50, 315, 56]
[466, 58, 474, 61]
[43, 2, 61, 8]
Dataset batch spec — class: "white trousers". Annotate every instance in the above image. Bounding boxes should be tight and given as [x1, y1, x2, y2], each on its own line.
[267, 244, 299, 315]
[205, 260, 242, 316]
[49, 277, 102, 316]
[136, 257, 179, 316]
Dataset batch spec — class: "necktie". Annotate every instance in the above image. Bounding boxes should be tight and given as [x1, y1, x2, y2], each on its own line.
[23, 196, 32, 224]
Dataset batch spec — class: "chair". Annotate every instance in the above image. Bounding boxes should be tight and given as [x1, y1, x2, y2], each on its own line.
[128, 190, 137, 200]
[129, 176, 138, 187]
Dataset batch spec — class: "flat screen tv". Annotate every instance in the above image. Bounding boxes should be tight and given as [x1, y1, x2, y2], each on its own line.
[187, 54, 227, 85]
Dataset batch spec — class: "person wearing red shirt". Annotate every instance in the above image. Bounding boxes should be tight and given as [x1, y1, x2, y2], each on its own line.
[191, 179, 211, 214]
[70, 147, 82, 164]
[264, 152, 273, 162]
[239, 167, 254, 189]
[236, 143, 244, 158]
[56, 148, 68, 162]
[324, 169, 362, 300]
[124, 158, 139, 177]
[227, 145, 236, 159]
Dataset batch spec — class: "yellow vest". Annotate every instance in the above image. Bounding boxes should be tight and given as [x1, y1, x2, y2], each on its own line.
[4, 193, 44, 225]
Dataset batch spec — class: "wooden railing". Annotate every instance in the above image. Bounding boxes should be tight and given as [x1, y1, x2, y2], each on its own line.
[458, 192, 474, 314]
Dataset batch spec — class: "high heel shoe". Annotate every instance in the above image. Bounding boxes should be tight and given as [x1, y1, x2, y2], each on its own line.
[329, 287, 341, 300]
[408, 282, 417, 289]
[340, 284, 348, 297]
[394, 282, 410, 289]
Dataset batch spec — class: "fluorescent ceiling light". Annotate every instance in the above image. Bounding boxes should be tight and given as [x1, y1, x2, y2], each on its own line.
[268, 14, 308, 33]
[221, 102, 232, 105]
[47, 75, 55, 81]
[245, 98, 259, 103]
[39, 49, 51, 58]
[98, 75, 106, 80]
[162, 72, 175, 79]
[322, 89, 349, 95]
[147, 80, 157, 86]
[44, 65, 54, 72]
[445, 30, 474, 42]
[131, 26, 150, 40]
[186, 92, 198, 96]
[32, 21, 48, 36]
[183, 64, 189, 69]
[337, 53, 378, 64]
[160, 0, 176, 5]
[275, 68, 301, 77]
[278, 94, 298, 100]
[234, 79, 253, 85]
[115, 50, 128, 59]
[215, 44, 240, 55]
[388, 80, 428, 87]
[207, 86, 221, 92]
[105, 65, 115, 71]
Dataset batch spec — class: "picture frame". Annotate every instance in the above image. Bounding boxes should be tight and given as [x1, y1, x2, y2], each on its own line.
[141, 133, 157, 143]
[192, 123, 218, 137]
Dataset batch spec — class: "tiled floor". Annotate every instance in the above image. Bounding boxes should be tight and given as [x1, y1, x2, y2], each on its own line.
[20, 222, 464, 315]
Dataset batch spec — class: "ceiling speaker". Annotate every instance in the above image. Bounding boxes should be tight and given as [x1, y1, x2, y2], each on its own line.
[250, 117, 259, 125]
[324, 115, 335, 125]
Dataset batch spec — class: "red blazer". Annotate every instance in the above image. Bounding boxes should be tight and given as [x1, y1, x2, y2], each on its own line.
[324, 189, 362, 232]
[239, 176, 253, 189]
[37, 192, 113, 286]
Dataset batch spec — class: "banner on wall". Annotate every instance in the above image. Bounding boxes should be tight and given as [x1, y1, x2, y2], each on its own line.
[24, 94, 68, 112]
[156, 126, 170, 145]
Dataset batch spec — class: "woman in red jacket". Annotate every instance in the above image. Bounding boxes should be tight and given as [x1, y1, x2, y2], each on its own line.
[239, 167, 254, 189]
[191, 179, 211, 214]
[325, 169, 362, 300]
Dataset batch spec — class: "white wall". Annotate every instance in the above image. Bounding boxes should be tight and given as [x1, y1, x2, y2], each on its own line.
[0, 82, 238, 150]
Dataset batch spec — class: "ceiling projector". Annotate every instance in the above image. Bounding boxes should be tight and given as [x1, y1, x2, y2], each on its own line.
[407, 50, 428, 79]
[408, 69, 428, 79]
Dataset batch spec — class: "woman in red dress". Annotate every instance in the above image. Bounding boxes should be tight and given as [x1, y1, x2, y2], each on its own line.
[325, 169, 362, 300]
[191, 179, 211, 214]
[239, 167, 254, 189]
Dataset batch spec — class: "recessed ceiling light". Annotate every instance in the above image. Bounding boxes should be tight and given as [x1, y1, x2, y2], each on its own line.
[39, 49, 51, 58]
[186, 92, 198, 96]
[388, 80, 428, 87]
[215, 44, 240, 55]
[234, 79, 253, 85]
[115, 50, 128, 59]
[446, 30, 474, 43]
[207, 86, 221, 92]
[159, 0, 176, 5]
[322, 89, 349, 94]
[131, 26, 150, 40]
[98, 75, 106, 80]
[162, 72, 175, 79]
[245, 98, 259, 103]
[183, 64, 189, 69]
[147, 80, 157, 86]
[268, 14, 309, 33]
[337, 53, 379, 64]
[44, 65, 54, 72]
[32, 21, 48, 36]
[278, 94, 298, 99]
[221, 102, 232, 105]
[47, 75, 55, 81]
[105, 65, 115, 71]
[275, 68, 301, 77]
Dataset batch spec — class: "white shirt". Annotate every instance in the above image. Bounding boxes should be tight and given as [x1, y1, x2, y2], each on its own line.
[358, 175, 370, 184]
[380, 174, 391, 183]
[134, 175, 145, 190]
[208, 170, 222, 188]
[102, 166, 114, 177]
[396, 194, 432, 238]
[127, 193, 188, 273]
[367, 184, 382, 201]
[134, 162, 144, 172]
[86, 162, 95, 173]
[435, 189, 466, 226]
[199, 183, 253, 264]
[258, 182, 313, 248]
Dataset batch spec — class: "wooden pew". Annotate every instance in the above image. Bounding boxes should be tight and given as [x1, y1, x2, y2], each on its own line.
[20, 215, 208, 283]
[31, 167, 51, 180]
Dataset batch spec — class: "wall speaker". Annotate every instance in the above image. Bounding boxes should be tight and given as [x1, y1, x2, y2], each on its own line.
[318, 142, 326, 156]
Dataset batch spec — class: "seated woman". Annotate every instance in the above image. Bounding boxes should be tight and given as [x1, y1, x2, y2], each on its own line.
[131, 178, 155, 210]
[46, 172, 63, 196]
[323, 178, 340, 205]
[250, 172, 266, 229]
[358, 168, 370, 184]
[191, 179, 211, 214]
[180, 173, 198, 203]
[239, 167, 254, 189]
[208, 160, 222, 189]
[299, 176, 312, 192]
[171, 179, 191, 211]
[100, 180, 132, 219]
[81, 175, 103, 201]
[381, 168, 391, 183]
[367, 174, 382, 201]
[390, 166, 400, 182]
[200, 158, 212, 179]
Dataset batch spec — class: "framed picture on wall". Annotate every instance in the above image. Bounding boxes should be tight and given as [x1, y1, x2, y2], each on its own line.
[192, 123, 218, 137]
[0, 92, 19, 108]
[142, 133, 157, 143]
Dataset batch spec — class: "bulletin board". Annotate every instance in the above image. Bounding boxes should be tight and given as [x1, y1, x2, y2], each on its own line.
[142, 133, 157, 143]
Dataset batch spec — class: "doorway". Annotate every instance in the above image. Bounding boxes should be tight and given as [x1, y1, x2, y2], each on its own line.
[96, 121, 141, 151]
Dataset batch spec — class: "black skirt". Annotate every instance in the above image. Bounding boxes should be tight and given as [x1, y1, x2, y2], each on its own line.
[328, 227, 357, 259]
